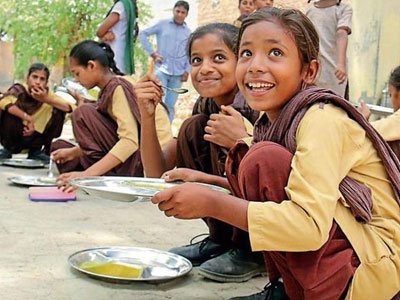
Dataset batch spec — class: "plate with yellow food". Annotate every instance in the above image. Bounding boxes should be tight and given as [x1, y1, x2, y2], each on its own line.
[69, 176, 230, 202]
[68, 246, 192, 283]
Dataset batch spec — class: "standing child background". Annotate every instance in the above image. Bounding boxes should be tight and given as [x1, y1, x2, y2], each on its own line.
[306, 0, 352, 98]
[96, 0, 138, 75]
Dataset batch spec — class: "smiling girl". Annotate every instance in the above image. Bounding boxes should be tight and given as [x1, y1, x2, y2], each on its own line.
[152, 8, 400, 300]
[137, 23, 261, 282]
[51, 40, 171, 184]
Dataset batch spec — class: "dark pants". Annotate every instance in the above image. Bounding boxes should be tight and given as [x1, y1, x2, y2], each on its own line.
[51, 104, 142, 176]
[226, 141, 360, 300]
[176, 114, 251, 248]
[0, 108, 65, 154]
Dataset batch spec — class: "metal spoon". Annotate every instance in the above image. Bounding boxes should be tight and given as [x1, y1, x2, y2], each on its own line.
[161, 85, 188, 94]
[47, 156, 55, 178]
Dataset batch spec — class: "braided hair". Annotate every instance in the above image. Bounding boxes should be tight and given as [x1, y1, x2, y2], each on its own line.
[70, 40, 124, 75]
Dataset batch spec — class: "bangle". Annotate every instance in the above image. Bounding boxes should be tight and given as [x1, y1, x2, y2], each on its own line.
[23, 112, 27, 121]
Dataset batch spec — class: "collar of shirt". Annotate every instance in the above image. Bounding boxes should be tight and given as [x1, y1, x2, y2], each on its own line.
[168, 18, 187, 28]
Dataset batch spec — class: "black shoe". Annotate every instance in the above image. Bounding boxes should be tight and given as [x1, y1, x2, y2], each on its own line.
[228, 281, 290, 300]
[169, 235, 229, 267]
[28, 149, 50, 163]
[198, 248, 266, 282]
[0, 148, 12, 159]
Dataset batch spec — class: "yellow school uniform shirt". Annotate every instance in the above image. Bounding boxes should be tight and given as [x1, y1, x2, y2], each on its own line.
[107, 83, 172, 163]
[242, 116, 254, 136]
[0, 84, 75, 134]
[247, 103, 400, 300]
[371, 109, 400, 141]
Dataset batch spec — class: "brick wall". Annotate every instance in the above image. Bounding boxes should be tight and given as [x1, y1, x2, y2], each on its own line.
[197, 0, 349, 26]
[197, 0, 308, 26]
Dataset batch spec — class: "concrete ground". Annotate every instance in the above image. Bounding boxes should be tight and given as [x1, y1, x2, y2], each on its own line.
[0, 155, 267, 299]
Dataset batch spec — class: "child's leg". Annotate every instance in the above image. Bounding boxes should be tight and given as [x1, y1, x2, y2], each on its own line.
[0, 109, 25, 153]
[227, 141, 360, 300]
[173, 114, 265, 281]
[227, 141, 292, 282]
[176, 114, 233, 244]
[71, 104, 118, 170]
[71, 104, 143, 176]
[29, 108, 66, 154]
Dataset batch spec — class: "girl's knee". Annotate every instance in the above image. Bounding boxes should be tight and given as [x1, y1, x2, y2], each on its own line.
[243, 142, 293, 169]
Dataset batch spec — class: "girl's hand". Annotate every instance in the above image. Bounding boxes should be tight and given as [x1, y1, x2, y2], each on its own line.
[335, 63, 347, 85]
[51, 148, 78, 164]
[30, 86, 50, 103]
[151, 51, 163, 64]
[135, 74, 164, 118]
[68, 90, 84, 106]
[103, 31, 115, 42]
[162, 168, 206, 183]
[151, 183, 216, 219]
[57, 171, 88, 193]
[204, 105, 249, 149]
[357, 100, 371, 120]
[23, 121, 35, 136]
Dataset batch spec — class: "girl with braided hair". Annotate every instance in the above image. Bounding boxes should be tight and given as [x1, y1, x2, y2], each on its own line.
[51, 40, 171, 187]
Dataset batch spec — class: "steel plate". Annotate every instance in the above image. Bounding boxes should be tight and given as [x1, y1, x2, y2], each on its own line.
[68, 246, 192, 283]
[8, 176, 57, 186]
[69, 176, 230, 202]
[1, 158, 45, 168]
[62, 78, 97, 101]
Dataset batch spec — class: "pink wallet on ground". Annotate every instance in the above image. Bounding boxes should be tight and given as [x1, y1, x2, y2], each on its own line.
[29, 187, 76, 202]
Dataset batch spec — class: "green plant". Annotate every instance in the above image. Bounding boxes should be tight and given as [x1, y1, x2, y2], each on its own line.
[0, 0, 153, 78]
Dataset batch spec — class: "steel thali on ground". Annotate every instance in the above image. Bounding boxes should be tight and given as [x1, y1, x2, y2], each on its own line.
[1, 158, 45, 168]
[68, 246, 192, 283]
[7, 176, 57, 187]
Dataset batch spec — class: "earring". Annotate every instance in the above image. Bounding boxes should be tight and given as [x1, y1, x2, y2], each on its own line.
[301, 80, 308, 90]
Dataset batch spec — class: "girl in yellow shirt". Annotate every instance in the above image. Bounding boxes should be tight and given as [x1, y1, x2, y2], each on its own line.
[152, 8, 400, 300]
[0, 63, 73, 162]
[52, 40, 171, 187]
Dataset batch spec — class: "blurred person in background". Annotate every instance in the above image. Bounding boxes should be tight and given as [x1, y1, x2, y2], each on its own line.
[139, 0, 191, 122]
[0, 63, 74, 163]
[97, 0, 139, 75]
[254, 0, 274, 10]
[306, 0, 353, 98]
[234, 0, 255, 28]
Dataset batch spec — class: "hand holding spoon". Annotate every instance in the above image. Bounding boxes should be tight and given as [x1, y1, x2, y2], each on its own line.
[161, 85, 188, 94]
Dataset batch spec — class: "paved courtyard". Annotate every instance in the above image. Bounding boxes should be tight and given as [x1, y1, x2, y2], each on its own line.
[0, 160, 266, 299]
